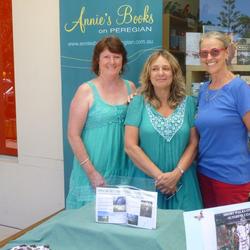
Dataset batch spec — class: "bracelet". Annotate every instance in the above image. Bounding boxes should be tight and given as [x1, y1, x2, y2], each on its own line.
[177, 166, 184, 175]
[80, 158, 89, 166]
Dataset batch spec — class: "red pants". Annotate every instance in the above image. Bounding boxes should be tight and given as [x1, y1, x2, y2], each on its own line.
[198, 173, 250, 208]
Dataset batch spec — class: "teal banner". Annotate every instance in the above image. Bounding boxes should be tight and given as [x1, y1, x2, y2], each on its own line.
[60, 0, 163, 196]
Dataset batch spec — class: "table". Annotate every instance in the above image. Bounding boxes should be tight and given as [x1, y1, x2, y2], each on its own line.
[1, 203, 186, 250]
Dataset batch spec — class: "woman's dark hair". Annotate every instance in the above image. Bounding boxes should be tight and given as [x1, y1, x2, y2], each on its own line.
[92, 36, 127, 75]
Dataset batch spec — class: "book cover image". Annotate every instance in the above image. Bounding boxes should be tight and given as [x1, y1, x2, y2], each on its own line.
[240, 75, 250, 85]
[186, 32, 201, 65]
[237, 50, 250, 65]
[214, 208, 250, 250]
[237, 38, 250, 65]
[202, 25, 229, 34]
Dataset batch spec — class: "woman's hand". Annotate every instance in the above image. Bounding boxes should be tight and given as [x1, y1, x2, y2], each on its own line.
[155, 169, 181, 195]
[87, 170, 105, 189]
[127, 92, 137, 103]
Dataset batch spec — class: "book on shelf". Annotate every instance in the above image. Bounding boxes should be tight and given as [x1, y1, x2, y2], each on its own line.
[95, 185, 158, 229]
[191, 82, 205, 97]
[240, 75, 250, 85]
[237, 38, 250, 65]
[202, 25, 228, 33]
[186, 32, 201, 65]
[228, 43, 237, 65]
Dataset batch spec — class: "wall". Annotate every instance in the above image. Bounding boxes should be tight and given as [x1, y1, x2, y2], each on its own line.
[0, 0, 64, 229]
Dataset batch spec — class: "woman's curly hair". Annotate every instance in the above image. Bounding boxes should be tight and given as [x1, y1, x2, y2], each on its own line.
[139, 49, 186, 109]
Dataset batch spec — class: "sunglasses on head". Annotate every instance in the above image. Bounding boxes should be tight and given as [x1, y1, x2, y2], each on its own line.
[199, 48, 226, 58]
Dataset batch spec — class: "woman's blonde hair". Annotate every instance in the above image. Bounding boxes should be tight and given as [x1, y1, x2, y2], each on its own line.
[199, 31, 232, 48]
[139, 49, 186, 109]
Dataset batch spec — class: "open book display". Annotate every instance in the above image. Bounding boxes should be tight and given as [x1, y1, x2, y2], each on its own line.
[95, 186, 158, 229]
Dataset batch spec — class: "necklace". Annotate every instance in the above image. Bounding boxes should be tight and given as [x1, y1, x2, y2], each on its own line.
[205, 72, 235, 102]
[205, 87, 220, 102]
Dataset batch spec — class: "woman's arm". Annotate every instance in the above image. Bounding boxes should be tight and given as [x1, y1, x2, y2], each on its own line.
[68, 83, 105, 188]
[156, 127, 199, 194]
[243, 111, 250, 131]
[125, 125, 162, 179]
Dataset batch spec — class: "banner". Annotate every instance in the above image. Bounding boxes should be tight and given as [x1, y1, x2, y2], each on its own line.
[60, 0, 162, 196]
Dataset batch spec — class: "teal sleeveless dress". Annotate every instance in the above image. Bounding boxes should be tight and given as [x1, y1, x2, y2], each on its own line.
[66, 80, 131, 209]
[125, 95, 203, 211]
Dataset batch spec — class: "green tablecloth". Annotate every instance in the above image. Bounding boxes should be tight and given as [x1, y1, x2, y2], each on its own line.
[2, 203, 186, 250]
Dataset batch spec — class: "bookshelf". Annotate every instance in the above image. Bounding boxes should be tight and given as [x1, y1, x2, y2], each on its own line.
[163, 13, 197, 73]
[186, 65, 250, 94]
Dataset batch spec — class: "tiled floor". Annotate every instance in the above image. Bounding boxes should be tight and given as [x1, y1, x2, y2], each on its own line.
[0, 225, 20, 242]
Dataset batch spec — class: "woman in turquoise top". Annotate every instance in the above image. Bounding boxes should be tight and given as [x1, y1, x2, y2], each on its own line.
[125, 49, 202, 210]
[66, 36, 136, 209]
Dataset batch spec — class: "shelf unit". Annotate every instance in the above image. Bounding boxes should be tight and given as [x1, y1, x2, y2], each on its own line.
[162, 13, 197, 73]
[162, 13, 196, 50]
[163, 14, 197, 50]
[186, 65, 250, 94]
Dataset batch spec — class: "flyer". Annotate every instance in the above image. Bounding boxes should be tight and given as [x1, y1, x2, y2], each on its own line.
[95, 186, 158, 229]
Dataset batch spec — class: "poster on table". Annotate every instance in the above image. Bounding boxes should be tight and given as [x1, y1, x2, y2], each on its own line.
[184, 202, 250, 250]
[214, 208, 250, 250]
[59, 0, 162, 196]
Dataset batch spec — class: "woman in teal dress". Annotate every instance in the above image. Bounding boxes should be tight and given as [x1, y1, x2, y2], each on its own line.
[66, 36, 136, 209]
[125, 49, 202, 211]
